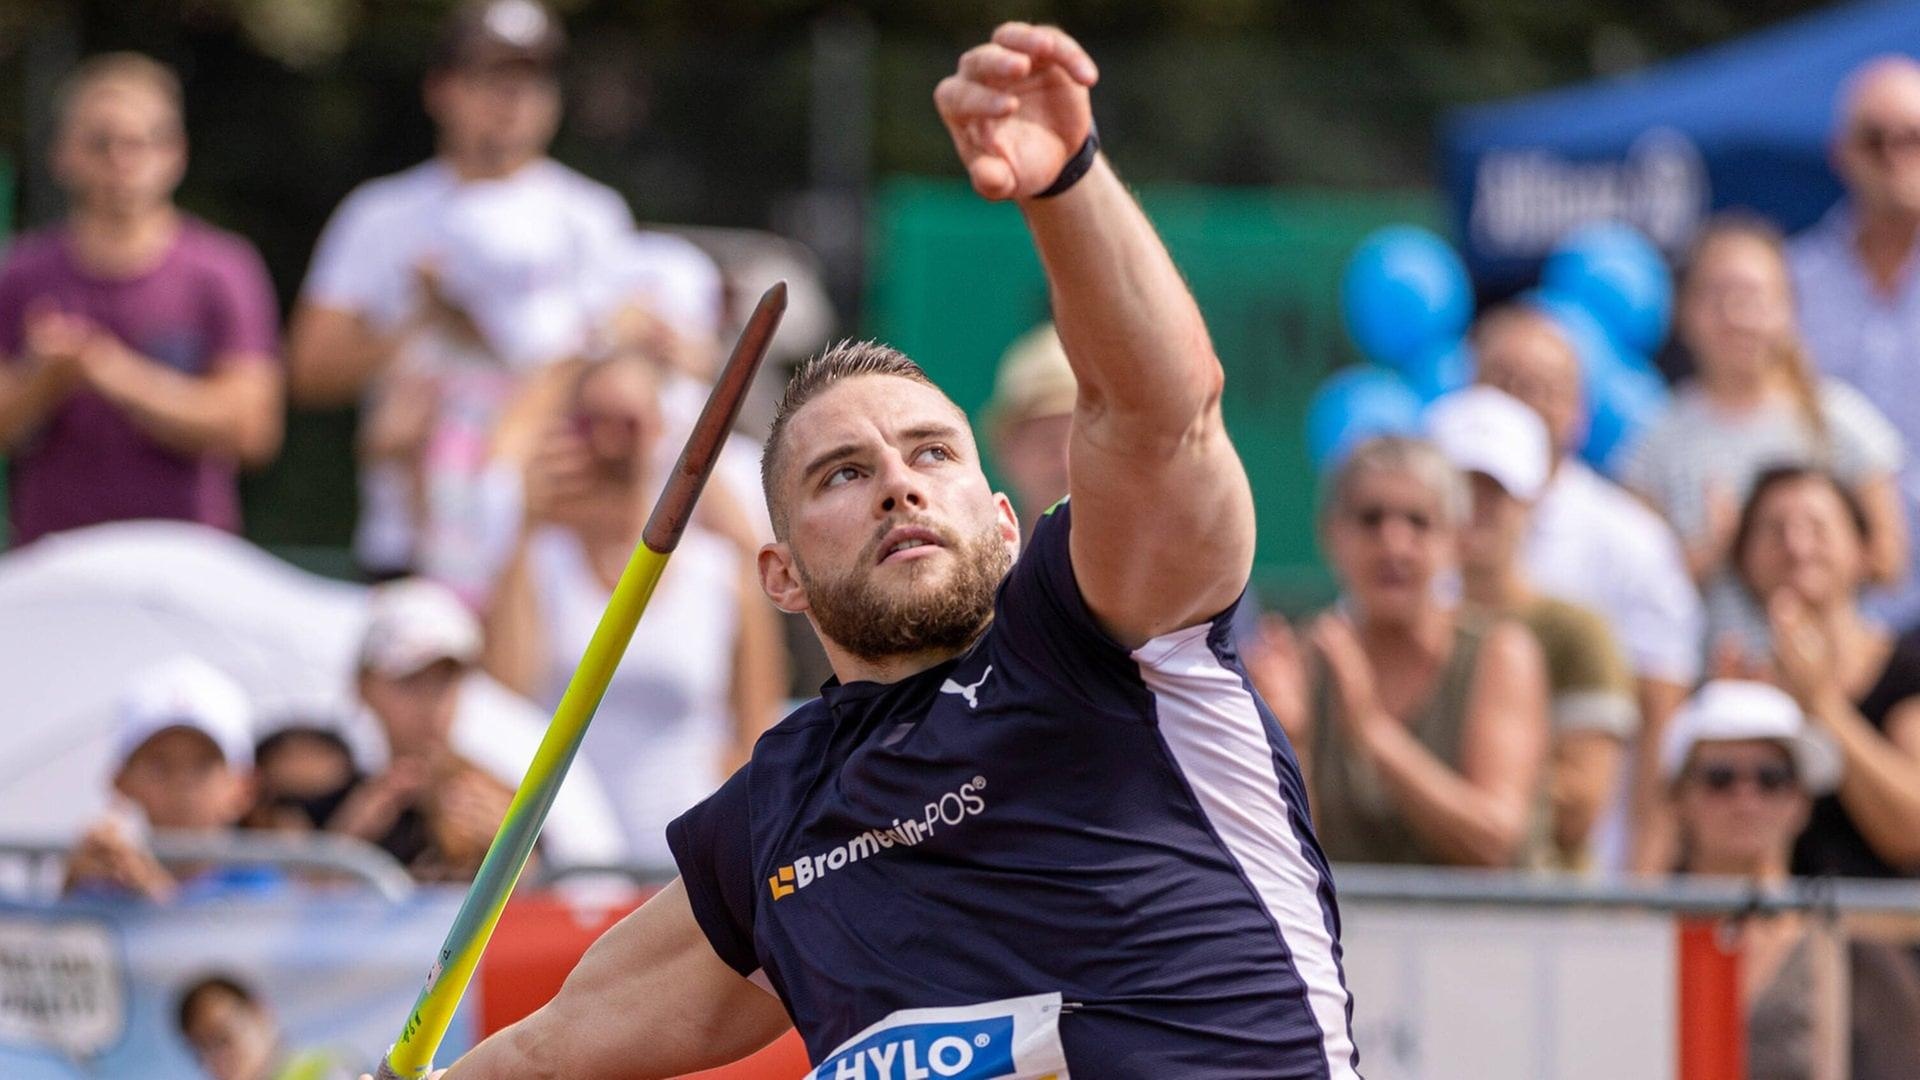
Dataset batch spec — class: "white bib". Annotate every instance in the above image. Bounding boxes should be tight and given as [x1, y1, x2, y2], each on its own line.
[807, 993, 1071, 1080]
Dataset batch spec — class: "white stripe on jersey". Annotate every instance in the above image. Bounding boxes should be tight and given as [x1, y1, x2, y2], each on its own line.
[1133, 623, 1361, 1080]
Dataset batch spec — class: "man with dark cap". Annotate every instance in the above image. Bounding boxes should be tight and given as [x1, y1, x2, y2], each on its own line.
[287, 0, 637, 579]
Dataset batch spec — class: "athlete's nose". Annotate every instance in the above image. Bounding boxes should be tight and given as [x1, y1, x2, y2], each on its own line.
[875, 454, 928, 517]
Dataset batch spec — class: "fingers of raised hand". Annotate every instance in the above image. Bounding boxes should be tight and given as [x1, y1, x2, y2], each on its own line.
[990, 22, 1099, 85]
[934, 75, 1016, 123]
[958, 43, 1032, 86]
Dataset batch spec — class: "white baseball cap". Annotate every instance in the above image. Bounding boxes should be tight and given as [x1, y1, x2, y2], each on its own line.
[1424, 385, 1552, 503]
[358, 578, 484, 679]
[1660, 679, 1842, 794]
[113, 656, 254, 772]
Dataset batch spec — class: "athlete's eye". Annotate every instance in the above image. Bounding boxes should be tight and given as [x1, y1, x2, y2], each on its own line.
[824, 465, 860, 488]
[915, 445, 954, 465]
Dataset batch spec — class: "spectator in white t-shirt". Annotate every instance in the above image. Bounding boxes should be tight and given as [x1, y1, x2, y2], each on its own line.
[286, 0, 634, 579]
[1473, 303, 1705, 875]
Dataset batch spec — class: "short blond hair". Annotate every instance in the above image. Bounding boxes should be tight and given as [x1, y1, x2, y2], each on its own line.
[56, 52, 183, 133]
[1321, 434, 1468, 529]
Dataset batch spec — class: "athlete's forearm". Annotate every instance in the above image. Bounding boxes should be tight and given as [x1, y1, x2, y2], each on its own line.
[1019, 157, 1220, 433]
[438, 1018, 547, 1080]
[1020, 155, 1254, 643]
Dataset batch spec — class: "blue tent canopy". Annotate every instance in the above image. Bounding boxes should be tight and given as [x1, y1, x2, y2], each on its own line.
[1442, 0, 1920, 293]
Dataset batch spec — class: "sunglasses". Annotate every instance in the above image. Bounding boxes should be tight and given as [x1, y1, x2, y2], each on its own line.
[1693, 761, 1797, 796]
[1855, 124, 1920, 161]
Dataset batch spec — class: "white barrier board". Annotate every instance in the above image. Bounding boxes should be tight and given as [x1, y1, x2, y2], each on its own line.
[1341, 902, 1676, 1080]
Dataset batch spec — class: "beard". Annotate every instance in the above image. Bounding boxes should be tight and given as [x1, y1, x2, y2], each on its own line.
[796, 518, 1013, 663]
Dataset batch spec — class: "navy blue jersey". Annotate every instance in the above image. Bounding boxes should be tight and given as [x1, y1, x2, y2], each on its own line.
[668, 502, 1359, 1079]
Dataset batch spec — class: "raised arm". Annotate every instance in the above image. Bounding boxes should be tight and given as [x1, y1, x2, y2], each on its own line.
[935, 23, 1253, 648]
[436, 879, 792, 1079]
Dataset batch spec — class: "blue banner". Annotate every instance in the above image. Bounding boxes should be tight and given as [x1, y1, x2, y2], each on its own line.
[0, 892, 478, 1079]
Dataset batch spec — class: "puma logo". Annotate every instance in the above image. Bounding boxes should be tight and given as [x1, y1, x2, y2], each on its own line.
[940, 665, 992, 709]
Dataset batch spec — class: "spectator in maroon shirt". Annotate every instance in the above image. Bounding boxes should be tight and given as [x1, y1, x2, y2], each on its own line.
[0, 53, 282, 546]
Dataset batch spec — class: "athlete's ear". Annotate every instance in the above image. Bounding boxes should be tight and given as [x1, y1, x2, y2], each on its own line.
[994, 492, 1020, 553]
[758, 542, 810, 615]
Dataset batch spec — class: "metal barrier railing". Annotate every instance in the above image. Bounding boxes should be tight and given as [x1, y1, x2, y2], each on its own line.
[0, 830, 415, 902]
[1332, 863, 1920, 917]
[531, 859, 1920, 923]
[9, 837, 1920, 921]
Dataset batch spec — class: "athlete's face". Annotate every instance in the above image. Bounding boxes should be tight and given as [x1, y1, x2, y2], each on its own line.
[762, 375, 1019, 663]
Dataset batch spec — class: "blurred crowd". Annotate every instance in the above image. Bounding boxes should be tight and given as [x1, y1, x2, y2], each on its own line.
[5, 0, 788, 899]
[11, 3, 1920, 1076]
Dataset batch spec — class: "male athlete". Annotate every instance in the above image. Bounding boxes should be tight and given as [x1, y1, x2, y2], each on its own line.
[417, 22, 1357, 1079]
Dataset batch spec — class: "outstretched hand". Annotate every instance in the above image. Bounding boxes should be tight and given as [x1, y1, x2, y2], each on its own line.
[934, 22, 1098, 201]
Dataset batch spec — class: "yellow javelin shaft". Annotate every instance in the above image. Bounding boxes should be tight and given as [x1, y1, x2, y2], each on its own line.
[373, 281, 786, 1080]
[381, 540, 670, 1079]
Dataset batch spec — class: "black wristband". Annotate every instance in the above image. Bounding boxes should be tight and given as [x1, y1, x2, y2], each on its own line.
[1035, 122, 1100, 199]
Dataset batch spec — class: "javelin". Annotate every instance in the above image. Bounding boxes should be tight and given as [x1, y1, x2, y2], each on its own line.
[374, 281, 788, 1080]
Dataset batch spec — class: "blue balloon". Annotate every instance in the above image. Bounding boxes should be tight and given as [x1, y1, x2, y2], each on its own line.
[1404, 338, 1475, 403]
[1582, 363, 1670, 474]
[1342, 225, 1472, 369]
[1306, 366, 1425, 470]
[1542, 223, 1674, 354]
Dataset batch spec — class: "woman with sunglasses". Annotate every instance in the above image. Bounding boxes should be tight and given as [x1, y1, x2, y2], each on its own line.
[1664, 679, 1847, 1080]
[1622, 216, 1907, 662]
[1259, 435, 1551, 868]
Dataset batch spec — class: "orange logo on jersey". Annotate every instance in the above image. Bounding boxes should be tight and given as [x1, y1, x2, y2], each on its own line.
[768, 864, 796, 900]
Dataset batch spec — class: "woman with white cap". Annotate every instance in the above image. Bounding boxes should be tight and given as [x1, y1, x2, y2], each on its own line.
[1665, 679, 1847, 1080]
[1427, 385, 1638, 870]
